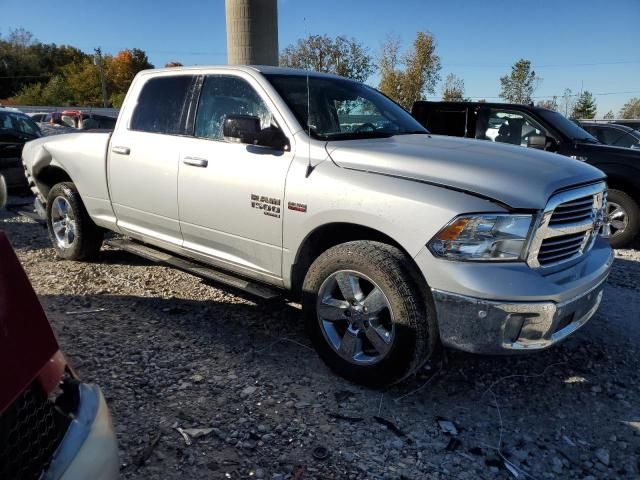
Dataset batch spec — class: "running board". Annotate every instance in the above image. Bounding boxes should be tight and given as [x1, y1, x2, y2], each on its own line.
[105, 238, 281, 300]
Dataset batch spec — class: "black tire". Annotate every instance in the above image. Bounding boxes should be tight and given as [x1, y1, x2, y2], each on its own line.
[607, 189, 639, 249]
[302, 241, 438, 387]
[46, 182, 103, 260]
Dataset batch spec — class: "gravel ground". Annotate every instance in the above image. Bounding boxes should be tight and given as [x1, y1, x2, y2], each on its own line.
[2, 196, 639, 480]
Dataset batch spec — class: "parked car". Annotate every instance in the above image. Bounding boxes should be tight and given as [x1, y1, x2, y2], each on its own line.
[1, 107, 41, 189]
[0, 229, 118, 480]
[44, 111, 117, 131]
[613, 119, 640, 130]
[412, 101, 640, 247]
[580, 121, 640, 150]
[27, 112, 49, 123]
[23, 66, 612, 385]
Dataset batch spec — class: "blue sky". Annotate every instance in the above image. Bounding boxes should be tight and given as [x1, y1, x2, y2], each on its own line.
[1, 0, 638, 116]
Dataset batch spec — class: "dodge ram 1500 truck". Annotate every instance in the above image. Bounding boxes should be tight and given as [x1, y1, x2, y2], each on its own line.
[22, 66, 613, 386]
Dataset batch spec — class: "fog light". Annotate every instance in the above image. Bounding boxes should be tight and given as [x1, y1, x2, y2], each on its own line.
[504, 314, 525, 343]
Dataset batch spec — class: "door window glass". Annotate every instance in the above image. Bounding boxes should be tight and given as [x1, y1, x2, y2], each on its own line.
[482, 109, 547, 146]
[130, 75, 194, 134]
[195, 76, 272, 140]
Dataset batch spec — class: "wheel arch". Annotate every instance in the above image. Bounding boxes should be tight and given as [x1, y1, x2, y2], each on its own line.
[32, 165, 74, 202]
[289, 222, 424, 298]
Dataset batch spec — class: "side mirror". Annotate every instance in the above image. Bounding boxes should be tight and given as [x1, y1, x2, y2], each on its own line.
[223, 114, 290, 151]
[223, 115, 261, 144]
[527, 134, 546, 150]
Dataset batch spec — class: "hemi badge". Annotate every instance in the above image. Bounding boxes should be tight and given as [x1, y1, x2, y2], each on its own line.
[288, 202, 307, 213]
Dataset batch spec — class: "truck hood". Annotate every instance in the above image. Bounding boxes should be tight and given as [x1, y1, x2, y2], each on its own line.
[326, 134, 606, 209]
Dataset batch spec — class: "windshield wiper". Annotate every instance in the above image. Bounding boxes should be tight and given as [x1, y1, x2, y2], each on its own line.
[322, 131, 395, 141]
[395, 130, 429, 135]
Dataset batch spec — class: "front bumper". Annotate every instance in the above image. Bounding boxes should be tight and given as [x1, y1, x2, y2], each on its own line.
[432, 279, 605, 353]
[417, 238, 613, 354]
[43, 383, 119, 480]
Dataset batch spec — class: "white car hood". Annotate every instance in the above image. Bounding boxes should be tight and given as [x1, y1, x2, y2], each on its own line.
[326, 134, 606, 209]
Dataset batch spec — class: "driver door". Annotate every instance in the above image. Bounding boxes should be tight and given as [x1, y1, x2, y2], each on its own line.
[177, 74, 294, 282]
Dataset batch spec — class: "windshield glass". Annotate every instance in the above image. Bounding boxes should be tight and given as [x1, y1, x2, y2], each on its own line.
[537, 109, 597, 143]
[265, 74, 428, 140]
[0, 111, 41, 138]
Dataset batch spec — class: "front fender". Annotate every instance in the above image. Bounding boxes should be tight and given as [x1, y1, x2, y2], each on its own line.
[282, 156, 506, 288]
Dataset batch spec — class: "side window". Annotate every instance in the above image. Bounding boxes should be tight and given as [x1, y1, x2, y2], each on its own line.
[427, 109, 467, 136]
[600, 127, 625, 146]
[194, 76, 272, 140]
[130, 75, 194, 134]
[482, 109, 547, 147]
[612, 131, 639, 149]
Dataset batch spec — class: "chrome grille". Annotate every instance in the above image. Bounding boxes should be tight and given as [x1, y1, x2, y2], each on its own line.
[548, 195, 594, 226]
[527, 183, 606, 269]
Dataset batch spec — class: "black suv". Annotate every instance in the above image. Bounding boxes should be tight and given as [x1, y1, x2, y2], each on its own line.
[580, 122, 640, 150]
[411, 101, 640, 248]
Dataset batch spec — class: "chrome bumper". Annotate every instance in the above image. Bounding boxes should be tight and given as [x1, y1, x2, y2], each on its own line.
[43, 384, 119, 480]
[432, 278, 607, 354]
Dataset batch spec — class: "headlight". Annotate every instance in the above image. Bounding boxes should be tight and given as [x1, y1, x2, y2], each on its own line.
[428, 214, 533, 261]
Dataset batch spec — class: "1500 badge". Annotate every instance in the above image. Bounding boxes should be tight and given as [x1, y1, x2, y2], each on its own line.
[251, 194, 281, 218]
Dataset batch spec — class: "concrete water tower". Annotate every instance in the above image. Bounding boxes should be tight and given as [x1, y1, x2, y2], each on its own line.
[225, 0, 279, 66]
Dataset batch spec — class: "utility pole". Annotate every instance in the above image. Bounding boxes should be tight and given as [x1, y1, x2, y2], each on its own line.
[94, 48, 109, 108]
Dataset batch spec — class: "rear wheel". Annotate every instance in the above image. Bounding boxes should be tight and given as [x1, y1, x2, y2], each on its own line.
[606, 189, 639, 249]
[46, 182, 103, 260]
[302, 241, 438, 386]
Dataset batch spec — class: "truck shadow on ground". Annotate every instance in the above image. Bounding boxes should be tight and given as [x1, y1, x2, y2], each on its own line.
[38, 285, 640, 478]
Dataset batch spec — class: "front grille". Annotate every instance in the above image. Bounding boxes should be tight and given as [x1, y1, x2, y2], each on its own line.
[548, 195, 595, 226]
[0, 383, 70, 480]
[538, 231, 588, 265]
[527, 183, 606, 269]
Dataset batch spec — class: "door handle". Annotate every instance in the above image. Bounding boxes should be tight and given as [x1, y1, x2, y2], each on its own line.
[111, 146, 130, 155]
[183, 156, 208, 168]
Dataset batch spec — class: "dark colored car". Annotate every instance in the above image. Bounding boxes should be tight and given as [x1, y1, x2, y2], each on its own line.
[613, 119, 640, 130]
[411, 101, 640, 248]
[0, 108, 41, 189]
[0, 231, 118, 480]
[581, 122, 640, 150]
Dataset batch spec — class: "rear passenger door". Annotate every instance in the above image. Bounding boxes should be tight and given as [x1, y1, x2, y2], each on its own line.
[108, 74, 196, 247]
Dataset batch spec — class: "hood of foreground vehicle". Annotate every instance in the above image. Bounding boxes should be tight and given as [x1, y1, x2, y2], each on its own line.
[326, 134, 606, 209]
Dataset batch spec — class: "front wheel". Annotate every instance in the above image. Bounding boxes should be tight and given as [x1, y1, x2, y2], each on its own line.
[606, 189, 639, 249]
[302, 241, 438, 386]
[46, 182, 104, 260]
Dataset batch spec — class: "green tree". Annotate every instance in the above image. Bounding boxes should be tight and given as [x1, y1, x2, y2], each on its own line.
[378, 32, 441, 110]
[572, 91, 597, 119]
[619, 98, 640, 119]
[603, 110, 615, 119]
[498, 59, 540, 104]
[441, 73, 466, 101]
[280, 34, 373, 82]
[14, 82, 45, 105]
[61, 57, 106, 106]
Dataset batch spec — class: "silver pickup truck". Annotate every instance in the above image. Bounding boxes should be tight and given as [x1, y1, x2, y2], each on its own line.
[22, 66, 613, 386]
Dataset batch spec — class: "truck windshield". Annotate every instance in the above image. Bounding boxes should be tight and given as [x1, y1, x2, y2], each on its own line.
[537, 109, 598, 143]
[265, 74, 428, 140]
